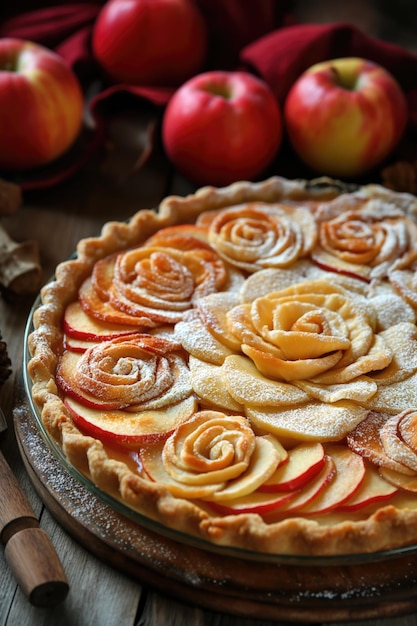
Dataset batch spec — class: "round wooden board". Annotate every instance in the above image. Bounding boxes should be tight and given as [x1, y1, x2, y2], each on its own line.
[13, 387, 417, 623]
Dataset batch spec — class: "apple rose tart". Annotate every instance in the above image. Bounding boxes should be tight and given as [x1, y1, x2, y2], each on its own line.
[28, 176, 417, 556]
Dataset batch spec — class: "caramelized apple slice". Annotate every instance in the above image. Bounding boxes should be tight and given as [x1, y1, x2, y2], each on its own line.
[65, 395, 197, 446]
[339, 465, 398, 511]
[346, 410, 415, 475]
[259, 442, 324, 492]
[296, 445, 366, 514]
[64, 301, 139, 340]
[380, 413, 417, 472]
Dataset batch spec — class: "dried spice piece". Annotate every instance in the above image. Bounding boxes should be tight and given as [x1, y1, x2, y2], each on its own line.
[381, 160, 417, 194]
[0, 331, 11, 384]
[0, 224, 42, 294]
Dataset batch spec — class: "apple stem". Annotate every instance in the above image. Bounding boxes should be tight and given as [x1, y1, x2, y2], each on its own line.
[331, 67, 358, 91]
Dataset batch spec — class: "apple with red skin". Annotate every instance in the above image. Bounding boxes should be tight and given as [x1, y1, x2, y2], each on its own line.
[0, 38, 84, 171]
[92, 0, 208, 87]
[284, 57, 408, 178]
[162, 70, 283, 186]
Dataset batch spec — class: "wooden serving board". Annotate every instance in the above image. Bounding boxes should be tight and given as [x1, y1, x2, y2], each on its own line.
[13, 385, 417, 623]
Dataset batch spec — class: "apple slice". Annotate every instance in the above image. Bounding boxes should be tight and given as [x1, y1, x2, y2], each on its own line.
[65, 395, 197, 446]
[259, 442, 324, 493]
[64, 335, 99, 353]
[64, 301, 140, 340]
[274, 455, 336, 513]
[380, 414, 417, 472]
[296, 445, 366, 515]
[379, 466, 417, 492]
[338, 465, 398, 511]
[346, 410, 415, 475]
[311, 247, 371, 283]
[207, 489, 296, 516]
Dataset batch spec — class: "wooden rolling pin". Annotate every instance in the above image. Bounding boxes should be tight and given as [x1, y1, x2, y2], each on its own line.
[0, 409, 69, 607]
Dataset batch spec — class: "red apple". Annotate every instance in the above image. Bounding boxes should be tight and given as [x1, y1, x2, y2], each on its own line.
[284, 57, 408, 178]
[91, 0, 208, 87]
[162, 70, 282, 186]
[0, 38, 84, 171]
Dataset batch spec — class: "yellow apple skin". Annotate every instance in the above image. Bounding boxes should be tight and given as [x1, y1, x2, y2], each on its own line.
[284, 57, 408, 178]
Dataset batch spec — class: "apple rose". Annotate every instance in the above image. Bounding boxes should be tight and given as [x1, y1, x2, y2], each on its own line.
[225, 280, 392, 384]
[79, 231, 236, 327]
[57, 333, 193, 411]
[311, 205, 417, 281]
[140, 410, 286, 499]
[202, 203, 317, 273]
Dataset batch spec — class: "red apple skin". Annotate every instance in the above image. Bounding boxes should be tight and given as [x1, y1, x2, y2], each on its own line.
[0, 38, 84, 171]
[92, 0, 208, 87]
[284, 57, 408, 178]
[162, 70, 283, 186]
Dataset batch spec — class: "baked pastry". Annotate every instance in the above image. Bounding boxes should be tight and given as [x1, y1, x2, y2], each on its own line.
[28, 176, 417, 557]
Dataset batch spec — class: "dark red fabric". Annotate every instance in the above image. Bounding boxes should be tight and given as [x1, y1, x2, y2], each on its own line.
[241, 22, 417, 114]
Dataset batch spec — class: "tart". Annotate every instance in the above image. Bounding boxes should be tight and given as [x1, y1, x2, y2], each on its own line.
[27, 175, 417, 557]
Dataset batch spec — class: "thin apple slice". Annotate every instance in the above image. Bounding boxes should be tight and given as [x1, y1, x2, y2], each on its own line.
[379, 466, 417, 492]
[207, 489, 296, 516]
[64, 336, 96, 353]
[259, 442, 324, 493]
[338, 465, 398, 511]
[65, 395, 197, 446]
[380, 414, 417, 472]
[311, 246, 371, 283]
[346, 410, 416, 475]
[274, 455, 336, 513]
[296, 445, 366, 515]
[64, 301, 140, 340]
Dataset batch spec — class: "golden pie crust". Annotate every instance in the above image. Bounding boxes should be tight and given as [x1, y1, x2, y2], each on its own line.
[27, 175, 417, 557]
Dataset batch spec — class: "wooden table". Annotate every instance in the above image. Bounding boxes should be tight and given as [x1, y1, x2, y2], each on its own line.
[2, 110, 417, 626]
